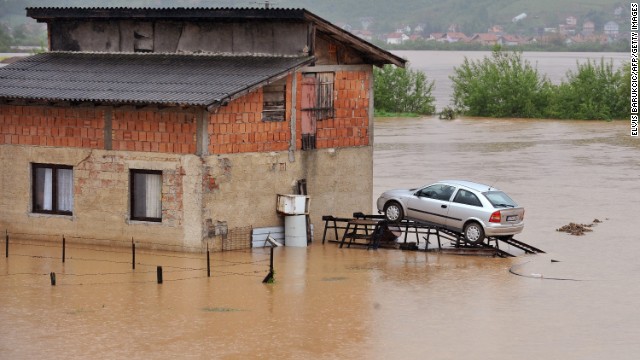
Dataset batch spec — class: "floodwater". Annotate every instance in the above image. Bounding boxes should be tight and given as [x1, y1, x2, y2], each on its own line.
[2, 116, 639, 359]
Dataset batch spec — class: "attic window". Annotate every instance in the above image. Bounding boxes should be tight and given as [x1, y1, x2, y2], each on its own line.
[262, 77, 287, 122]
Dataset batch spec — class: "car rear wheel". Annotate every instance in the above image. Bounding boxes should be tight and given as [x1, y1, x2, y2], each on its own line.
[384, 201, 404, 223]
[463, 222, 485, 245]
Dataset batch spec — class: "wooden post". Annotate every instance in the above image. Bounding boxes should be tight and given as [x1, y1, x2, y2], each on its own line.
[50, 272, 56, 286]
[62, 236, 66, 263]
[157, 266, 163, 284]
[132, 238, 135, 270]
[206, 243, 211, 278]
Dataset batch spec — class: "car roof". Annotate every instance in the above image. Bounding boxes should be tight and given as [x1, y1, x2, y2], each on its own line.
[437, 180, 498, 192]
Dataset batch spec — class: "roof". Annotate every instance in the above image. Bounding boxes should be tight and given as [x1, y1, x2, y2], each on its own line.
[0, 52, 314, 108]
[438, 180, 497, 192]
[26, 7, 406, 67]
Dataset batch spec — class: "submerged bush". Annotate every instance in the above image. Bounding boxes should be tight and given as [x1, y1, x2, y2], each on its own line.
[374, 64, 436, 115]
[546, 59, 629, 120]
[450, 49, 551, 118]
[450, 48, 630, 120]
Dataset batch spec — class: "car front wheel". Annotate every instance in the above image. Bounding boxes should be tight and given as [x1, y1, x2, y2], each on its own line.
[384, 201, 404, 223]
[463, 222, 485, 245]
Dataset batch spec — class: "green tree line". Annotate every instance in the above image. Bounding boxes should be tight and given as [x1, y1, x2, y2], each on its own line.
[374, 49, 630, 120]
[450, 49, 629, 120]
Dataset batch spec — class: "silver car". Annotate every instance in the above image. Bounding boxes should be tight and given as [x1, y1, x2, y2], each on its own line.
[376, 180, 524, 244]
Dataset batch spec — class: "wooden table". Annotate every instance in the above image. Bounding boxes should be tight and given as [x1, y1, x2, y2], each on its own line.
[339, 219, 380, 248]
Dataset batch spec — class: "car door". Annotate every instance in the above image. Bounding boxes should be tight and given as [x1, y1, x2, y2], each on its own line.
[406, 184, 456, 226]
[446, 188, 484, 232]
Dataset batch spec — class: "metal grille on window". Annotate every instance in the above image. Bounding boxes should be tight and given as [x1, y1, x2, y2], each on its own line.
[262, 78, 286, 122]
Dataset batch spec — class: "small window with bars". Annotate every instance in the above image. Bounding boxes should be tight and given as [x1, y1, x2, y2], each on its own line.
[262, 77, 287, 122]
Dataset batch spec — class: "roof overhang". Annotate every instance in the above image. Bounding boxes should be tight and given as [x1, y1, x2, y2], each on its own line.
[0, 52, 315, 110]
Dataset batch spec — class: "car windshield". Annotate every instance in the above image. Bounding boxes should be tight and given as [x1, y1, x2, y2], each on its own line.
[483, 191, 517, 208]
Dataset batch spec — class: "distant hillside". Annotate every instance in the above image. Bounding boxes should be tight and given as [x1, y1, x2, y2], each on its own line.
[1, 0, 629, 41]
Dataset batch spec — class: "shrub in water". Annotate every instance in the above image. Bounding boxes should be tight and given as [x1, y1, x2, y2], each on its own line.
[374, 64, 436, 115]
[450, 48, 552, 118]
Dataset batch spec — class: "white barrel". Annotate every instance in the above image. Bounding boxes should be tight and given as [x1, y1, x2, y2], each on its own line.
[284, 215, 307, 247]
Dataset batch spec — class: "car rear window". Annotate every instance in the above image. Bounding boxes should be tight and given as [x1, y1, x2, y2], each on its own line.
[483, 191, 517, 208]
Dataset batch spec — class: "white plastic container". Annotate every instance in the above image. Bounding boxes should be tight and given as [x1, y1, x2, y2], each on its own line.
[277, 194, 309, 215]
[284, 214, 307, 247]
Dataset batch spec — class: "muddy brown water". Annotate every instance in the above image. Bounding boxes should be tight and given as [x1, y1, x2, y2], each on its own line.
[2, 117, 639, 359]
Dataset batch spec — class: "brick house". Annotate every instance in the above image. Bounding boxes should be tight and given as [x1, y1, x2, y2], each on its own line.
[0, 7, 405, 251]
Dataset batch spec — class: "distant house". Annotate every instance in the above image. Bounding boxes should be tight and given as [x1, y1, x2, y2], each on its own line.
[512, 13, 527, 23]
[488, 25, 504, 34]
[386, 32, 409, 44]
[569, 33, 608, 45]
[352, 29, 374, 42]
[604, 21, 619, 36]
[559, 24, 576, 35]
[566, 16, 577, 26]
[446, 32, 468, 43]
[501, 34, 528, 46]
[0, 7, 405, 252]
[428, 33, 446, 42]
[582, 20, 595, 35]
[470, 33, 498, 46]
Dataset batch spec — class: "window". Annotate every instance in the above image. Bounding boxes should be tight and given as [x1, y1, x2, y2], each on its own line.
[262, 77, 287, 122]
[417, 184, 456, 201]
[130, 169, 162, 222]
[453, 189, 483, 207]
[32, 163, 74, 215]
[483, 191, 517, 208]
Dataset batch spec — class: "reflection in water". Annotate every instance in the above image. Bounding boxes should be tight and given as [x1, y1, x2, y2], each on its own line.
[2, 118, 640, 359]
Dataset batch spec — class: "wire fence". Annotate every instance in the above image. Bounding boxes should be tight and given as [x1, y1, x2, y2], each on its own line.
[1, 230, 273, 286]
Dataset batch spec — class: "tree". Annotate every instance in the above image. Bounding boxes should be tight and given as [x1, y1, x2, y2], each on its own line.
[450, 48, 551, 118]
[546, 59, 629, 120]
[373, 64, 436, 115]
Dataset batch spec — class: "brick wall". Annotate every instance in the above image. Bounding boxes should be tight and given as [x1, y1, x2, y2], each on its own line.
[208, 76, 293, 155]
[314, 70, 370, 149]
[1, 69, 370, 156]
[111, 108, 197, 154]
[0, 105, 105, 148]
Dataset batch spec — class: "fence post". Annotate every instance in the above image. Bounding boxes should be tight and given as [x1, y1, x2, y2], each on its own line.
[157, 266, 163, 284]
[62, 235, 66, 263]
[206, 242, 211, 278]
[262, 247, 275, 283]
[132, 238, 135, 270]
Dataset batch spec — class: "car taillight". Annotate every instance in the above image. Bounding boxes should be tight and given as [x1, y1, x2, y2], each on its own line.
[489, 211, 501, 223]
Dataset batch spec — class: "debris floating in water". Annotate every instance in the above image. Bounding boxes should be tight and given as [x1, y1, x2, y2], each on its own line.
[556, 219, 603, 236]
